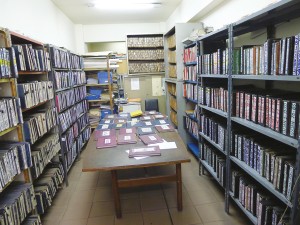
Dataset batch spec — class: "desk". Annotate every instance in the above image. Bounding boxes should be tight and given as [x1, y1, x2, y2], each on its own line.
[82, 131, 191, 218]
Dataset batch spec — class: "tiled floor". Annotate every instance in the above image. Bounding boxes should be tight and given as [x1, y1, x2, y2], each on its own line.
[42, 149, 252, 225]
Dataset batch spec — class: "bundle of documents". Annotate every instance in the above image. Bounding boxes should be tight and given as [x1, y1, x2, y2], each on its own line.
[0, 142, 32, 192]
[139, 134, 163, 145]
[117, 133, 137, 145]
[0, 97, 22, 132]
[0, 47, 18, 78]
[155, 124, 175, 133]
[50, 46, 70, 69]
[0, 182, 36, 225]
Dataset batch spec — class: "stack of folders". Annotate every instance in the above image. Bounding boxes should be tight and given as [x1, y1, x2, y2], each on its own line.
[137, 127, 156, 136]
[69, 53, 84, 69]
[0, 142, 32, 192]
[155, 124, 175, 133]
[18, 81, 54, 109]
[22, 215, 42, 225]
[12, 44, 48, 71]
[34, 162, 64, 214]
[0, 182, 36, 225]
[31, 133, 61, 179]
[0, 97, 23, 132]
[128, 146, 161, 158]
[96, 136, 117, 149]
[117, 133, 137, 145]
[94, 129, 116, 140]
[55, 86, 86, 112]
[0, 47, 18, 78]
[139, 134, 163, 145]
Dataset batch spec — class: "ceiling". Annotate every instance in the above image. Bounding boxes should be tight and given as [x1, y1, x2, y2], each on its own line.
[51, 0, 183, 25]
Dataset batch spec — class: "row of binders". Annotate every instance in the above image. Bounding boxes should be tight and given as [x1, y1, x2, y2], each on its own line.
[0, 97, 23, 132]
[61, 113, 89, 153]
[22, 215, 42, 225]
[127, 36, 163, 48]
[65, 126, 91, 170]
[199, 114, 227, 151]
[128, 49, 164, 61]
[235, 88, 300, 139]
[23, 108, 57, 145]
[18, 81, 54, 109]
[168, 64, 177, 78]
[0, 182, 36, 225]
[201, 142, 226, 187]
[183, 83, 197, 101]
[185, 116, 198, 139]
[49, 47, 84, 70]
[183, 45, 197, 63]
[69, 53, 84, 70]
[0, 142, 32, 192]
[12, 44, 50, 72]
[198, 86, 229, 112]
[55, 86, 86, 112]
[232, 131, 295, 201]
[58, 100, 88, 133]
[198, 34, 300, 76]
[31, 133, 61, 179]
[183, 65, 197, 81]
[128, 62, 165, 74]
[34, 161, 64, 214]
[53, 71, 86, 91]
[231, 171, 289, 225]
[0, 47, 18, 78]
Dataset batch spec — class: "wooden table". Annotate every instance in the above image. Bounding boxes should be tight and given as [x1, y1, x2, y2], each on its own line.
[82, 131, 191, 218]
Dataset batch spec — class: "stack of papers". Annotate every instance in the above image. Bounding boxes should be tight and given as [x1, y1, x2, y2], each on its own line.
[128, 146, 161, 158]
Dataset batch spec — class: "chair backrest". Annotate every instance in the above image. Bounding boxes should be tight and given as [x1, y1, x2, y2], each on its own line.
[145, 99, 159, 112]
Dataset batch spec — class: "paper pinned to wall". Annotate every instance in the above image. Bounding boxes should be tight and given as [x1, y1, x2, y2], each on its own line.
[131, 78, 140, 90]
[152, 77, 162, 96]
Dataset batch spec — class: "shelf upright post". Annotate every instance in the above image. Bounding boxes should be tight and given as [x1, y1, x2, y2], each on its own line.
[225, 23, 234, 214]
[198, 40, 204, 176]
[291, 139, 300, 225]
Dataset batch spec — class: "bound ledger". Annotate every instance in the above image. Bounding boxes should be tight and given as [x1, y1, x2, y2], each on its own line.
[139, 134, 163, 145]
[94, 129, 116, 140]
[128, 146, 161, 158]
[96, 137, 117, 149]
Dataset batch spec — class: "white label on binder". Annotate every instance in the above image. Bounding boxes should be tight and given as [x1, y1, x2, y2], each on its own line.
[149, 136, 157, 141]
[103, 131, 110, 136]
[105, 139, 111, 144]
[126, 129, 132, 133]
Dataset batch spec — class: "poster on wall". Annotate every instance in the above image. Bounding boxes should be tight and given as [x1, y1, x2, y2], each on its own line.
[131, 78, 140, 90]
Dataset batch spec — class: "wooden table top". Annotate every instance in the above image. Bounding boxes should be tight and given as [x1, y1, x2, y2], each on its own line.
[82, 130, 191, 171]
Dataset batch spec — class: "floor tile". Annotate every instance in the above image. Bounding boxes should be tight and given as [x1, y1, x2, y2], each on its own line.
[42, 205, 67, 222]
[69, 189, 96, 204]
[114, 213, 143, 225]
[62, 202, 92, 220]
[187, 189, 218, 205]
[140, 196, 167, 211]
[89, 201, 115, 217]
[195, 202, 229, 223]
[142, 209, 172, 225]
[93, 187, 113, 202]
[59, 218, 88, 225]
[86, 215, 115, 225]
[121, 198, 141, 213]
[169, 206, 202, 225]
[164, 188, 194, 208]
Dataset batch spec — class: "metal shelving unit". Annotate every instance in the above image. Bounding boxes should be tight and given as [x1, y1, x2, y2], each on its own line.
[195, 1, 300, 224]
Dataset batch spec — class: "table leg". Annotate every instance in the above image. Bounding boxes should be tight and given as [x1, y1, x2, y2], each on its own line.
[111, 170, 122, 218]
[176, 163, 183, 211]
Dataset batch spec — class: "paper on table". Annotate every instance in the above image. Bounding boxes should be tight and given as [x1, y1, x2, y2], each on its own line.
[125, 150, 148, 160]
[148, 140, 177, 149]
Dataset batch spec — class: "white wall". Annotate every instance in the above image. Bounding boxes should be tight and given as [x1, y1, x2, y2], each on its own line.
[192, 0, 277, 30]
[0, 0, 76, 52]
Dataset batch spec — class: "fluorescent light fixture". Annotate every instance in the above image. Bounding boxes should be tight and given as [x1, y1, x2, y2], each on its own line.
[92, 0, 160, 10]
